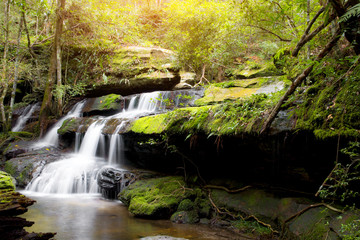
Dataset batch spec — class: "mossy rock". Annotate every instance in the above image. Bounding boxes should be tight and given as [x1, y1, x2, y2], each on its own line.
[0, 171, 16, 191]
[177, 199, 195, 211]
[170, 210, 199, 224]
[118, 176, 194, 218]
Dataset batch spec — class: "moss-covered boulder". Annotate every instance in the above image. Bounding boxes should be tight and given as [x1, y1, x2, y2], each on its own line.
[0, 171, 55, 240]
[82, 94, 123, 115]
[118, 176, 194, 218]
[170, 199, 200, 224]
[85, 46, 181, 97]
[0, 171, 16, 191]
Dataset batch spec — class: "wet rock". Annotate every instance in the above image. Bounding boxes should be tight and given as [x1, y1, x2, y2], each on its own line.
[0, 175, 56, 240]
[3, 149, 62, 188]
[140, 236, 187, 240]
[97, 167, 136, 199]
[170, 210, 199, 224]
[210, 187, 359, 239]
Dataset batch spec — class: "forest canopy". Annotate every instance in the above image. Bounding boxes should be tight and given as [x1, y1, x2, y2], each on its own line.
[0, 0, 359, 132]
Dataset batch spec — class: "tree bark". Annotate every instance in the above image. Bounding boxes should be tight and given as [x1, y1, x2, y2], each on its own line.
[9, 13, 24, 126]
[39, 0, 66, 136]
[292, 9, 336, 57]
[260, 27, 343, 134]
[23, 9, 42, 88]
[0, 0, 11, 131]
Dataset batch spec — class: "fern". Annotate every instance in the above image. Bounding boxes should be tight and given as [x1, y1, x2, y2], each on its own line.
[339, 3, 360, 23]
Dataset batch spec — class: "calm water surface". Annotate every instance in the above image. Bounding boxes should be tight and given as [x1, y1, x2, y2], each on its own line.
[20, 192, 247, 240]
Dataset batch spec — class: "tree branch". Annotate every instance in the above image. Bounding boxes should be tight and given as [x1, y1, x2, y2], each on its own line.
[292, 13, 336, 57]
[260, 27, 343, 134]
[246, 25, 292, 42]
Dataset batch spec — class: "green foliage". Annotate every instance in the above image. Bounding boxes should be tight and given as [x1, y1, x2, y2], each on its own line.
[162, 0, 244, 77]
[340, 219, 360, 240]
[318, 141, 360, 203]
[340, 3, 360, 23]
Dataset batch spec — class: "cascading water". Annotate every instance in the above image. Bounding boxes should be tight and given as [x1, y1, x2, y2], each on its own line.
[32, 100, 86, 148]
[12, 103, 39, 132]
[26, 89, 201, 195]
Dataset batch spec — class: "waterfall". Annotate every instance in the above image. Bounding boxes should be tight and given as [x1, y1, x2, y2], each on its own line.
[26, 89, 202, 194]
[26, 121, 108, 194]
[12, 103, 38, 132]
[32, 101, 86, 148]
[108, 122, 126, 165]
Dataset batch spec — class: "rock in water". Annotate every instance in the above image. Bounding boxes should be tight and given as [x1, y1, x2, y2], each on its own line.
[0, 171, 56, 240]
[97, 167, 136, 199]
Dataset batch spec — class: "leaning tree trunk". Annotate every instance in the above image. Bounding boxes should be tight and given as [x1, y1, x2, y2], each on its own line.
[260, 27, 343, 134]
[38, 0, 66, 136]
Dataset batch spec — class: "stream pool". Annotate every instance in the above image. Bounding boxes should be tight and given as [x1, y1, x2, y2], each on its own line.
[20, 192, 247, 240]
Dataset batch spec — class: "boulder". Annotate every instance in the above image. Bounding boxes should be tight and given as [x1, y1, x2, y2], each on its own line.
[3, 149, 62, 188]
[0, 173, 56, 240]
[97, 167, 136, 199]
[118, 176, 195, 219]
[85, 46, 181, 97]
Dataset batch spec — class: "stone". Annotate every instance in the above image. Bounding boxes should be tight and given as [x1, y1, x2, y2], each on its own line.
[118, 176, 195, 219]
[170, 210, 199, 224]
[0, 171, 15, 191]
[97, 167, 136, 199]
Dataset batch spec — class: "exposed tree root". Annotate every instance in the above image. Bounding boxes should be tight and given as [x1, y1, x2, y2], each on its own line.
[204, 185, 252, 193]
[281, 203, 344, 237]
[207, 190, 280, 235]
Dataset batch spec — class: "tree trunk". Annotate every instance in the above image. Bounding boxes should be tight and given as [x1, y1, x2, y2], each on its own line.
[9, 13, 24, 126]
[260, 27, 343, 134]
[0, 0, 11, 132]
[38, 0, 66, 136]
[23, 9, 42, 88]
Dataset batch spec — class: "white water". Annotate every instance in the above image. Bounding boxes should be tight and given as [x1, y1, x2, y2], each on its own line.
[12, 103, 38, 132]
[32, 101, 86, 148]
[108, 122, 126, 165]
[26, 90, 199, 194]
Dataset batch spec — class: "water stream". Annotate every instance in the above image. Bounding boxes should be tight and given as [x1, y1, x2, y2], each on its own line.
[21, 193, 243, 240]
[12, 103, 39, 132]
[22, 89, 232, 240]
[26, 90, 199, 194]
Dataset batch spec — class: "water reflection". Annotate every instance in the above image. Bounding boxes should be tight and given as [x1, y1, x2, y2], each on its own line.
[20, 193, 246, 240]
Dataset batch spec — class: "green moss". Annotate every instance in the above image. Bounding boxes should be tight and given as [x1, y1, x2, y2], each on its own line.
[194, 85, 258, 106]
[131, 114, 167, 134]
[92, 94, 122, 110]
[231, 219, 272, 236]
[9, 131, 34, 139]
[129, 89, 282, 136]
[170, 210, 199, 224]
[177, 199, 195, 211]
[17, 163, 33, 187]
[119, 176, 194, 218]
[295, 72, 360, 139]
[4, 162, 16, 177]
[0, 171, 16, 191]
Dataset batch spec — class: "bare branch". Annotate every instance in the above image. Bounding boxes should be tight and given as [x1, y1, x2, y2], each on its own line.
[246, 25, 291, 42]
